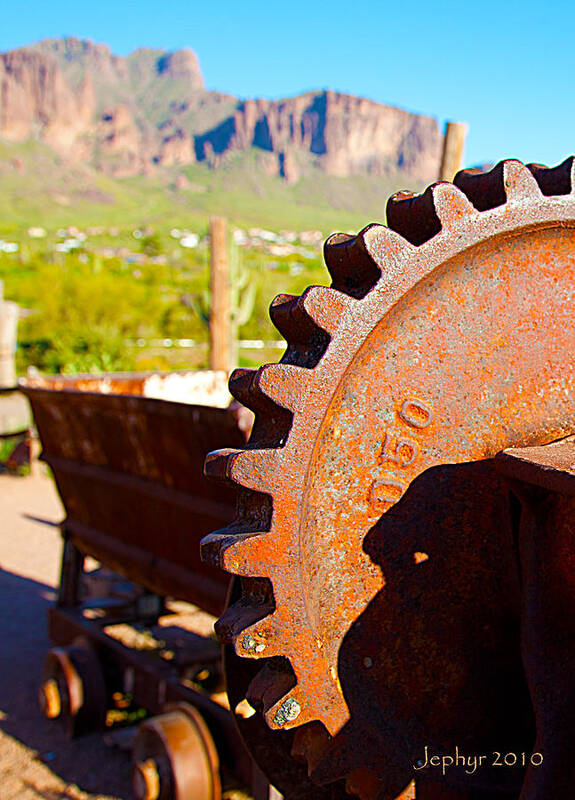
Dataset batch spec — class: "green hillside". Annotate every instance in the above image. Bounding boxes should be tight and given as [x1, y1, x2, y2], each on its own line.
[0, 140, 424, 235]
[0, 138, 428, 378]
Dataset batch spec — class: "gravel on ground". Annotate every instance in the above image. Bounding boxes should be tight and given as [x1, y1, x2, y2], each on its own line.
[0, 472, 132, 800]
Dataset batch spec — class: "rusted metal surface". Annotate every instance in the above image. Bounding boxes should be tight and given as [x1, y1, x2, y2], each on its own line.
[222, 578, 348, 800]
[133, 704, 221, 800]
[201, 158, 575, 797]
[21, 374, 249, 616]
[24, 371, 274, 795]
[496, 434, 575, 494]
[496, 437, 575, 799]
[23, 369, 231, 405]
[40, 637, 107, 737]
[49, 606, 253, 787]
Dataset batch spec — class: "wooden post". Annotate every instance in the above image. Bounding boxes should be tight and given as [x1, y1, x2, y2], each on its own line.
[439, 121, 468, 182]
[208, 216, 230, 372]
[0, 280, 19, 388]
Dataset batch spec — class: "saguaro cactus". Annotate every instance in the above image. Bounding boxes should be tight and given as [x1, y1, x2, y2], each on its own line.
[229, 238, 257, 367]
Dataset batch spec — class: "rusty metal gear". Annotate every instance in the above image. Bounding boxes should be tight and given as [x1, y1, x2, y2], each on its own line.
[201, 158, 575, 797]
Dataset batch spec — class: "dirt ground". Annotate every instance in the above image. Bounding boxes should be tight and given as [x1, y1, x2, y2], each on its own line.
[0, 472, 133, 800]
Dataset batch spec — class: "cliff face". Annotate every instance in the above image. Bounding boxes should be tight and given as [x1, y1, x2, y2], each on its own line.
[0, 49, 94, 156]
[0, 38, 442, 184]
[37, 37, 204, 94]
[197, 91, 442, 183]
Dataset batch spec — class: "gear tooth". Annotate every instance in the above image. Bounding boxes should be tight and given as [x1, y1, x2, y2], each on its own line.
[199, 526, 240, 567]
[268, 293, 332, 370]
[245, 660, 296, 714]
[386, 187, 441, 245]
[301, 286, 358, 337]
[454, 160, 540, 210]
[204, 447, 279, 493]
[501, 159, 541, 201]
[200, 528, 273, 575]
[323, 232, 355, 286]
[269, 293, 301, 342]
[323, 231, 356, 264]
[228, 367, 256, 406]
[429, 181, 477, 227]
[229, 364, 296, 433]
[527, 156, 575, 197]
[387, 182, 477, 243]
[454, 162, 507, 210]
[203, 447, 243, 482]
[324, 230, 381, 299]
[265, 684, 309, 730]
[214, 594, 274, 642]
[234, 611, 286, 659]
[255, 363, 312, 413]
[360, 223, 416, 273]
[231, 448, 279, 493]
[221, 530, 283, 576]
[386, 189, 418, 224]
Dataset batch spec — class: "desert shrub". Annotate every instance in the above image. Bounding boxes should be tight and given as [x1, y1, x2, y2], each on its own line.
[17, 257, 163, 373]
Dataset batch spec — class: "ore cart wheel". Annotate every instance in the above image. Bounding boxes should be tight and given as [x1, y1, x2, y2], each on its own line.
[132, 704, 221, 800]
[39, 638, 107, 737]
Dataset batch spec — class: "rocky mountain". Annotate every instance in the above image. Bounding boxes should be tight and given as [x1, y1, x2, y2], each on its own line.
[0, 37, 443, 183]
[198, 93, 442, 184]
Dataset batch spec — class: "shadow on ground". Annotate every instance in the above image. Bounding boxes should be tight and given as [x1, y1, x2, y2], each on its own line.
[0, 567, 133, 799]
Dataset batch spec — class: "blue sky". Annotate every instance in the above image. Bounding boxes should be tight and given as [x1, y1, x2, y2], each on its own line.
[1, 0, 573, 168]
